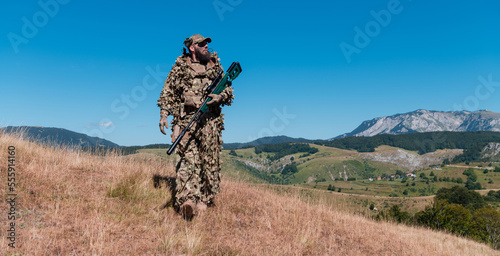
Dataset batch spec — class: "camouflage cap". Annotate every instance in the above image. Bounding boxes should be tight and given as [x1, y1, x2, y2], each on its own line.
[184, 34, 212, 48]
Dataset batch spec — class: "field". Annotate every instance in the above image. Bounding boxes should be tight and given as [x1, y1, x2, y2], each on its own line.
[134, 146, 500, 213]
[221, 144, 500, 198]
[2, 134, 500, 255]
[300, 165, 500, 197]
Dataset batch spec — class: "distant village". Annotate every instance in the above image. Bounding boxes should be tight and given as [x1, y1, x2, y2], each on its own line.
[368, 172, 417, 182]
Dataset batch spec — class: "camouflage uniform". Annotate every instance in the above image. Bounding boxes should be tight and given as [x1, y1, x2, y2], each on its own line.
[158, 36, 233, 210]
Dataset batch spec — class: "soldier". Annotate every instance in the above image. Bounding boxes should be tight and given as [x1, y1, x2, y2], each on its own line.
[158, 34, 234, 219]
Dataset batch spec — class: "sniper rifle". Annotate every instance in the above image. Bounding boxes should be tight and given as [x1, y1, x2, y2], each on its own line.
[167, 61, 242, 155]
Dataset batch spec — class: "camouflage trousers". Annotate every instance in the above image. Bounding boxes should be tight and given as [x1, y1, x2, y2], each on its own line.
[173, 116, 223, 209]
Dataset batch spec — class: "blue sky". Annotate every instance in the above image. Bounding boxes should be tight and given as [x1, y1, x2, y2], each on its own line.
[1, 0, 500, 146]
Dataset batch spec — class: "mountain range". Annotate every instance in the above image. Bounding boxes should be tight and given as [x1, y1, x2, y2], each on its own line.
[335, 109, 500, 139]
[2, 110, 500, 149]
[0, 126, 119, 148]
[223, 135, 312, 149]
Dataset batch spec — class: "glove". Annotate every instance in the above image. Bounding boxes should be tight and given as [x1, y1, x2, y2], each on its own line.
[159, 114, 168, 135]
[207, 94, 223, 106]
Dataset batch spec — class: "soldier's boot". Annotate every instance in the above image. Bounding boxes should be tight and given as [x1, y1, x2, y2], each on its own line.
[180, 200, 196, 220]
[196, 202, 207, 213]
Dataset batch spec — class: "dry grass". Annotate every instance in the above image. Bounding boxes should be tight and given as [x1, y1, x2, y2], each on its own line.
[250, 184, 435, 215]
[1, 132, 499, 255]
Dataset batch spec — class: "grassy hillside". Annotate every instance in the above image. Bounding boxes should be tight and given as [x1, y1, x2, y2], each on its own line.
[224, 143, 402, 183]
[126, 149, 438, 214]
[1, 133, 499, 255]
[140, 145, 500, 199]
[229, 143, 500, 193]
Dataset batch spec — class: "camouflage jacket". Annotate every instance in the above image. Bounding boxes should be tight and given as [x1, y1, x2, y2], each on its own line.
[157, 52, 234, 127]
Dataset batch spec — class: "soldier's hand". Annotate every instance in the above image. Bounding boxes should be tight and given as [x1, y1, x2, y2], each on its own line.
[159, 115, 168, 135]
[171, 125, 180, 143]
[207, 94, 223, 106]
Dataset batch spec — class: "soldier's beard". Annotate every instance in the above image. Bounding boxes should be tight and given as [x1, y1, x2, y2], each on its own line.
[195, 49, 212, 64]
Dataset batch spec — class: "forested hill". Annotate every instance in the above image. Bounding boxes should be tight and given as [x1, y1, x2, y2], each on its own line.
[223, 135, 313, 149]
[0, 126, 119, 148]
[316, 131, 500, 162]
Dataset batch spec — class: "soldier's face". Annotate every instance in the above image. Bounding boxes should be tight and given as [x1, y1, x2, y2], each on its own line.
[195, 42, 208, 54]
[194, 42, 211, 63]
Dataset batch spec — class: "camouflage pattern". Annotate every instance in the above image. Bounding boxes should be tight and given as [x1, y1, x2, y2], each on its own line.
[158, 51, 233, 209]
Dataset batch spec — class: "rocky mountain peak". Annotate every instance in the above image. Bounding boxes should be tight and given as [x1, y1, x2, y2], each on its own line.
[336, 110, 500, 138]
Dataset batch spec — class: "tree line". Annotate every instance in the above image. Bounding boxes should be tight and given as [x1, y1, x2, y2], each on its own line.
[376, 186, 500, 250]
[119, 144, 171, 155]
[315, 131, 500, 162]
[254, 143, 319, 161]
